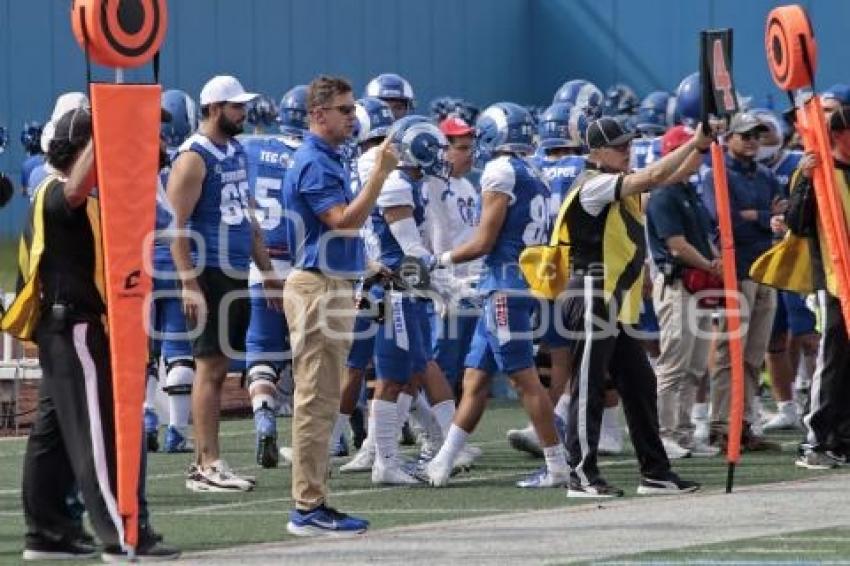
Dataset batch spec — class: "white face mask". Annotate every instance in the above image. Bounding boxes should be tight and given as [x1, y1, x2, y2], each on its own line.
[757, 142, 782, 164]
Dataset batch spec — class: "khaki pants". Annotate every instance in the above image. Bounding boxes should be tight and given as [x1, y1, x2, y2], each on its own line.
[283, 270, 355, 511]
[710, 279, 777, 434]
[653, 274, 712, 446]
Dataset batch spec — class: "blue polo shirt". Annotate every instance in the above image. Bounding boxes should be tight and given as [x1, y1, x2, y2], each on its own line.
[282, 132, 365, 277]
[702, 153, 781, 277]
[647, 182, 714, 273]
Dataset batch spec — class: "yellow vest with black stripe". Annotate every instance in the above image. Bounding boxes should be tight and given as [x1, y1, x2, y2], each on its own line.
[0, 175, 105, 341]
[520, 169, 646, 324]
[750, 167, 850, 296]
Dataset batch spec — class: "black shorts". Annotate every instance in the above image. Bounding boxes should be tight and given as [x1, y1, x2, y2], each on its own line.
[192, 267, 250, 358]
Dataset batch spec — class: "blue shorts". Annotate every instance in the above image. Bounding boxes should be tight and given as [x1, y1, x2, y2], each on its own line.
[540, 298, 573, 349]
[245, 283, 290, 369]
[150, 274, 192, 361]
[347, 313, 377, 370]
[432, 300, 480, 389]
[374, 293, 429, 383]
[464, 292, 536, 375]
[771, 290, 817, 340]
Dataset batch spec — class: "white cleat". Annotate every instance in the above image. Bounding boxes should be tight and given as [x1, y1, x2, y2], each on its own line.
[516, 467, 570, 488]
[762, 407, 800, 431]
[371, 460, 422, 485]
[507, 424, 543, 458]
[454, 445, 482, 470]
[423, 458, 453, 487]
[661, 438, 691, 460]
[339, 446, 375, 473]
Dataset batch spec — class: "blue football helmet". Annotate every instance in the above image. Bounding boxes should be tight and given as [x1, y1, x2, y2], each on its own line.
[354, 97, 394, 144]
[365, 73, 415, 113]
[604, 84, 639, 117]
[636, 91, 675, 136]
[823, 84, 850, 105]
[387, 115, 450, 179]
[475, 102, 535, 167]
[160, 89, 198, 148]
[246, 94, 279, 130]
[675, 72, 701, 126]
[21, 122, 43, 155]
[553, 79, 604, 119]
[279, 85, 308, 138]
[538, 102, 588, 150]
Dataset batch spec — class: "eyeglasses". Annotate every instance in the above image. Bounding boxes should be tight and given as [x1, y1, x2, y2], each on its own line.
[322, 104, 356, 116]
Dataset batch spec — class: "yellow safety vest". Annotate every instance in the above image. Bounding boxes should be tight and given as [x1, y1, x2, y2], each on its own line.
[750, 167, 850, 296]
[520, 169, 646, 324]
[0, 175, 105, 341]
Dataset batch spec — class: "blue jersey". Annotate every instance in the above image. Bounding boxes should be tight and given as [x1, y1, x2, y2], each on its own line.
[478, 155, 550, 292]
[242, 135, 297, 261]
[21, 154, 45, 195]
[630, 136, 661, 170]
[371, 169, 426, 272]
[153, 169, 175, 267]
[769, 150, 802, 197]
[530, 154, 585, 221]
[181, 134, 253, 271]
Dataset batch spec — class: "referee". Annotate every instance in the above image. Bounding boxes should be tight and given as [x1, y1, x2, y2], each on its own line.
[1, 108, 177, 560]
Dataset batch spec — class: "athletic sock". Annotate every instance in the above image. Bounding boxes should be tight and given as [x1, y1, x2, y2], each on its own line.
[431, 399, 456, 438]
[543, 443, 569, 475]
[435, 424, 468, 467]
[372, 399, 399, 465]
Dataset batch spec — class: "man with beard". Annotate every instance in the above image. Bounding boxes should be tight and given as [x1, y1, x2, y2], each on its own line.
[167, 75, 283, 492]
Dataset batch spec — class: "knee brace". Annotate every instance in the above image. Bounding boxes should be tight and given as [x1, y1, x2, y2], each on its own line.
[163, 357, 195, 395]
[247, 362, 279, 396]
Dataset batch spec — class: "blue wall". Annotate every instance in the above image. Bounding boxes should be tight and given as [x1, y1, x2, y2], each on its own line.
[1, 0, 849, 237]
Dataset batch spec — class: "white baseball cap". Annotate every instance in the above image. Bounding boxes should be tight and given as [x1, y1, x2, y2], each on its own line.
[41, 91, 90, 153]
[199, 75, 257, 106]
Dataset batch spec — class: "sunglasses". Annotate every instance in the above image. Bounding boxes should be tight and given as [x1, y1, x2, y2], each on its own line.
[738, 131, 760, 141]
[322, 104, 356, 116]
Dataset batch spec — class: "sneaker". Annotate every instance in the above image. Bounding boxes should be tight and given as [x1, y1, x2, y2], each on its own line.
[339, 446, 375, 473]
[567, 476, 624, 498]
[637, 472, 700, 495]
[418, 457, 453, 487]
[796, 449, 842, 470]
[164, 426, 193, 453]
[454, 445, 481, 470]
[506, 424, 543, 458]
[102, 539, 181, 562]
[687, 441, 720, 458]
[762, 408, 800, 431]
[516, 466, 569, 488]
[23, 535, 97, 561]
[661, 437, 691, 460]
[598, 429, 624, 456]
[144, 408, 159, 453]
[286, 505, 368, 537]
[186, 460, 255, 492]
[372, 459, 422, 485]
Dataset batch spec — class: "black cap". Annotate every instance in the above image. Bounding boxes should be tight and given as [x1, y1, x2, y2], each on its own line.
[830, 104, 850, 132]
[586, 117, 636, 149]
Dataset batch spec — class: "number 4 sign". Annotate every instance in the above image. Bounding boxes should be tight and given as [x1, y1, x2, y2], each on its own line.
[700, 29, 738, 119]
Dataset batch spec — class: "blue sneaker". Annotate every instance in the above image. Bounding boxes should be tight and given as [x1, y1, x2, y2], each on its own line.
[144, 409, 159, 452]
[286, 505, 368, 537]
[254, 408, 279, 468]
[164, 425, 192, 453]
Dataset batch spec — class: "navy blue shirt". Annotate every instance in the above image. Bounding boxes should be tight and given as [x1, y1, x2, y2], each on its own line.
[282, 132, 365, 277]
[702, 153, 781, 277]
[647, 182, 714, 272]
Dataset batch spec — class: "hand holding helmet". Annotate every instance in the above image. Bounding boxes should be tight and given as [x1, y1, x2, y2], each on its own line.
[386, 116, 451, 179]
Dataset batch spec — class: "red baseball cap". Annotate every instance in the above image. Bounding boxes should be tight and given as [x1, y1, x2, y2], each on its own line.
[661, 125, 694, 156]
[439, 115, 474, 137]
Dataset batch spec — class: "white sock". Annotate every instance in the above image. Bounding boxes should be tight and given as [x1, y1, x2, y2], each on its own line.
[397, 392, 413, 429]
[435, 424, 468, 467]
[251, 393, 276, 414]
[601, 406, 619, 433]
[168, 394, 191, 431]
[554, 394, 570, 425]
[543, 443, 569, 475]
[144, 375, 158, 411]
[409, 395, 444, 447]
[362, 401, 376, 452]
[431, 399, 456, 438]
[691, 402, 708, 420]
[372, 400, 399, 464]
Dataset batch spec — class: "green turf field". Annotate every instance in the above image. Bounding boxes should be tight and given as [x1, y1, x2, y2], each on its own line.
[0, 400, 846, 563]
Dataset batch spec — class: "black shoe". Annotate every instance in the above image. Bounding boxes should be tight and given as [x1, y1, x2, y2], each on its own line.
[566, 475, 624, 498]
[67, 523, 97, 547]
[401, 421, 417, 446]
[350, 407, 367, 450]
[146, 430, 160, 453]
[637, 471, 700, 495]
[23, 534, 97, 561]
[102, 538, 181, 562]
[257, 435, 279, 469]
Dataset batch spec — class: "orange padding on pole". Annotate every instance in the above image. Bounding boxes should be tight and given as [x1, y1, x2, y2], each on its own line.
[797, 98, 850, 334]
[710, 142, 745, 464]
[765, 4, 817, 91]
[72, 0, 167, 69]
[90, 83, 161, 549]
